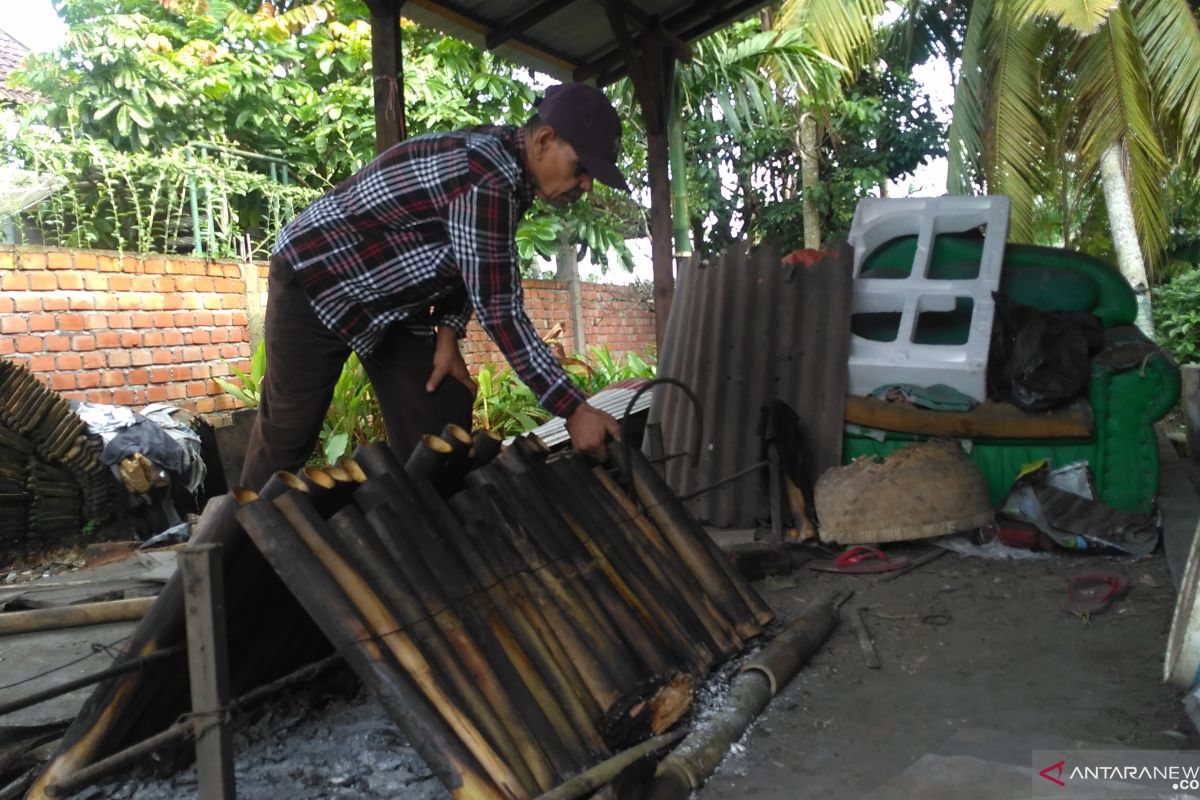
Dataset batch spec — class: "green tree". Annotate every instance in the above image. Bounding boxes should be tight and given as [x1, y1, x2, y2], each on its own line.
[946, 0, 1200, 290]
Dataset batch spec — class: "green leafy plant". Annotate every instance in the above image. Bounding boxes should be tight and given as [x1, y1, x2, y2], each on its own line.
[1154, 268, 1200, 365]
[213, 339, 266, 408]
[565, 345, 656, 395]
[318, 352, 385, 464]
[214, 340, 383, 463]
[472, 364, 552, 436]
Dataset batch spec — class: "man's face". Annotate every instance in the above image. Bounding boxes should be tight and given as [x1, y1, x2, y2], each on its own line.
[530, 130, 594, 207]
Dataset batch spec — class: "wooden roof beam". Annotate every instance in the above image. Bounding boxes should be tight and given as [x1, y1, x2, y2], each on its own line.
[486, 0, 582, 50]
[598, 0, 692, 64]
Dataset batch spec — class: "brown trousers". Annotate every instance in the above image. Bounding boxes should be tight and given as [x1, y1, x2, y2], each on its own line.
[239, 256, 473, 491]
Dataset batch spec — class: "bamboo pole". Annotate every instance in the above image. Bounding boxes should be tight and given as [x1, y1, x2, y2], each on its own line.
[647, 595, 842, 800]
[607, 442, 774, 633]
[587, 465, 743, 658]
[248, 489, 522, 799]
[491, 452, 675, 677]
[452, 482, 642, 692]
[406, 434, 453, 483]
[541, 456, 716, 674]
[327, 505, 550, 795]
[438, 423, 474, 492]
[533, 730, 687, 800]
[434, 508, 601, 770]
[0, 597, 156, 636]
[470, 429, 503, 470]
[362, 466, 602, 766]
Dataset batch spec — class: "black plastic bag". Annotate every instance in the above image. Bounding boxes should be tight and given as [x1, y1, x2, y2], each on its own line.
[988, 294, 1104, 411]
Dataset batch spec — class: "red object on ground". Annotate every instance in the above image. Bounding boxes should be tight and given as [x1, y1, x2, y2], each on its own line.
[807, 545, 912, 575]
[1066, 573, 1129, 615]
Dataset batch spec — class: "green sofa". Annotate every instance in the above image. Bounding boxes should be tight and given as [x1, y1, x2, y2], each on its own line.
[843, 234, 1180, 514]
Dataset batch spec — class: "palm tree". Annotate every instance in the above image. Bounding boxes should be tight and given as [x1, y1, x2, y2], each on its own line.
[947, 0, 1200, 306]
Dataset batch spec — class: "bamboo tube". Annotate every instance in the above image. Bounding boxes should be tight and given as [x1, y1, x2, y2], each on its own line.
[337, 456, 368, 484]
[435, 512, 602, 769]
[360, 469, 600, 766]
[490, 454, 674, 678]
[455, 511, 609, 729]
[233, 492, 507, 800]
[437, 423, 474, 492]
[471, 429, 504, 469]
[647, 594, 842, 800]
[406, 434, 453, 483]
[327, 505, 551, 795]
[538, 457, 715, 674]
[589, 466, 744, 658]
[466, 464, 634, 662]
[351, 441, 406, 483]
[556, 456, 737, 660]
[0, 597, 156, 636]
[606, 442, 774, 633]
[266, 489, 527, 799]
[453, 481, 642, 691]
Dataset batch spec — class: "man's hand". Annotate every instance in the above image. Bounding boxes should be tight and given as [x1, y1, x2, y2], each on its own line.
[427, 326, 476, 397]
[565, 402, 621, 459]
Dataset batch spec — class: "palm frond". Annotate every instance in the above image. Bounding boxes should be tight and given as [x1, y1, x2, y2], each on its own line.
[985, 13, 1053, 242]
[1012, 0, 1122, 34]
[946, 0, 993, 193]
[1130, 0, 1200, 161]
[1072, 3, 1170, 269]
[777, 0, 884, 75]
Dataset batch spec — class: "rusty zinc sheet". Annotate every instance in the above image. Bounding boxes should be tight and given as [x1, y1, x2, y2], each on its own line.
[648, 242, 854, 528]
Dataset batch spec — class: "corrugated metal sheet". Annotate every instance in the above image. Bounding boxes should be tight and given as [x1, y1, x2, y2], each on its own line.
[648, 243, 854, 528]
[522, 379, 653, 449]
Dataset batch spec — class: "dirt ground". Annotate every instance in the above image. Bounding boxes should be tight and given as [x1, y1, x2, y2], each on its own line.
[16, 436, 1200, 799]
[67, 539, 1192, 800]
[704, 546, 1194, 798]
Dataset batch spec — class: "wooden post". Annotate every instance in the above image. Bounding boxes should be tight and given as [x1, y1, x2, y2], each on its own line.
[604, 14, 677, 348]
[179, 543, 237, 800]
[368, 1, 406, 153]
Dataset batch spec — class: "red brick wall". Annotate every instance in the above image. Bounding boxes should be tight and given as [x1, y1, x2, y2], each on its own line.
[0, 247, 656, 411]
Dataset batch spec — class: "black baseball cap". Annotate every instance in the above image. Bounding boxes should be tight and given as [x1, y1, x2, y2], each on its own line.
[534, 83, 630, 192]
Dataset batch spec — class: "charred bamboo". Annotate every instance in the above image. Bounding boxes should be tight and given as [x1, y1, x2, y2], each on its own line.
[470, 429, 503, 469]
[454, 481, 642, 691]
[539, 456, 715, 674]
[491, 454, 674, 677]
[606, 442, 774, 633]
[589, 467, 743, 658]
[264, 489, 526, 799]
[327, 505, 551, 795]
[406, 434, 453, 483]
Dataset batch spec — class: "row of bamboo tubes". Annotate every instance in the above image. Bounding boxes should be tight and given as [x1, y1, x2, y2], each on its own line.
[30, 426, 773, 800]
[0, 359, 112, 547]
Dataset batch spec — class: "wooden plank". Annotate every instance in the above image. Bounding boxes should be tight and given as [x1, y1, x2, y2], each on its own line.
[179, 543, 236, 800]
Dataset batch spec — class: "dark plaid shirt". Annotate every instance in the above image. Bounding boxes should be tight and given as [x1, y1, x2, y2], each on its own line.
[273, 125, 586, 418]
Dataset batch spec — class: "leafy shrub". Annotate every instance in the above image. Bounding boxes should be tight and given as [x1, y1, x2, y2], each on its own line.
[215, 341, 384, 464]
[1153, 268, 1200, 364]
[565, 345, 656, 395]
[472, 365, 552, 436]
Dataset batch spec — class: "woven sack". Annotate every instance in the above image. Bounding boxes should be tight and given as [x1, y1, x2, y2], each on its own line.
[815, 440, 993, 544]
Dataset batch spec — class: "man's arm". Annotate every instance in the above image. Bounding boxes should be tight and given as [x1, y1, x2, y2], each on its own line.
[443, 181, 619, 454]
